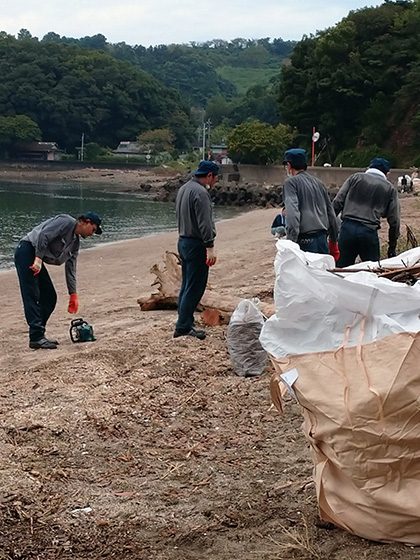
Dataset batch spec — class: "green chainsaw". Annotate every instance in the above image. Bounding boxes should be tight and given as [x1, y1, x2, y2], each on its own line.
[70, 318, 96, 343]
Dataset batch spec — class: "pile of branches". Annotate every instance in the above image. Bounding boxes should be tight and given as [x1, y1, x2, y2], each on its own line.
[330, 263, 420, 285]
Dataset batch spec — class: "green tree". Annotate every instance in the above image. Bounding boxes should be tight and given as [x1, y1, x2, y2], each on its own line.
[210, 120, 232, 145]
[278, 1, 417, 161]
[0, 114, 41, 156]
[227, 119, 294, 165]
[137, 128, 175, 153]
[84, 142, 106, 160]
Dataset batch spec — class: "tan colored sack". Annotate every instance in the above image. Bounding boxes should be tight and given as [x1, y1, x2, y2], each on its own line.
[270, 331, 420, 545]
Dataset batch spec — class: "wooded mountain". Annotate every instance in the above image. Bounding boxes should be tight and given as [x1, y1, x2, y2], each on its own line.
[8, 4, 420, 168]
[279, 0, 420, 166]
[0, 33, 196, 152]
[41, 34, 295, 107]
[0, 31, 295, 154]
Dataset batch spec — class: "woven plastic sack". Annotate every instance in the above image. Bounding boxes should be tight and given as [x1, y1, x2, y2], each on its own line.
[270, 330, 420, 545]
[227, 299, 267, 377]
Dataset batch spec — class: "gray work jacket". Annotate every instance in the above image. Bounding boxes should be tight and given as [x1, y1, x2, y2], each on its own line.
[23, 214, 79, 294]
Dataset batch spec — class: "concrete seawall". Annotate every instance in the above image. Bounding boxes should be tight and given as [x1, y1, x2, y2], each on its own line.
[219, 163, 410, 190]
[208, 163, 412, 206]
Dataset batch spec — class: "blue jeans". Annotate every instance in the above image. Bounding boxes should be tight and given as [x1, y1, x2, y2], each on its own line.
[14, 241, 57, 342]
[337, 219, 380, 267]
[298, 231, 329, 254]
[176, 237, 209, 333]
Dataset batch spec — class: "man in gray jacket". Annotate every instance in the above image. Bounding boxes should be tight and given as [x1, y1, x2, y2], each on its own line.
[15, 212, 102, 349]
[174, 160, 218, 340]
[282, 149, 339, 258]
[333, 157, 400, 267]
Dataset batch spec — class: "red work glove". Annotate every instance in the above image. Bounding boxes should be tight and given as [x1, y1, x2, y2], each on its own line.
[328, 240, 340, 262]
[68, 293, 79, 314]
[29, 256, 42, 275]
[206, 247, 217, 267]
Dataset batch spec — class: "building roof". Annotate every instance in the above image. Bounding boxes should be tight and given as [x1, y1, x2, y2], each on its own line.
[114, 141, 150, 154]
[14, 141, 63, 153]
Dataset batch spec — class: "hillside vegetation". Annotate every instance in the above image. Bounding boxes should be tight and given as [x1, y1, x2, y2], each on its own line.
[5, 3, 420, 168]
[0, 33, 196, 152]
[0, 31, 295, 156]
[278, 0, 420, 166]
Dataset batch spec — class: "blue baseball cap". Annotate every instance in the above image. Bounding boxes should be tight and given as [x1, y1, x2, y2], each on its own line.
[369, 157, 390, 174]
[192, 160, 220, 176]
[283, 148, 307, 167]
[84, 211, 102, 234]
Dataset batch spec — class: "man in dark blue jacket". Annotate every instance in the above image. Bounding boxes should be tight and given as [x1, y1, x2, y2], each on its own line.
[174, 161, 219, 340]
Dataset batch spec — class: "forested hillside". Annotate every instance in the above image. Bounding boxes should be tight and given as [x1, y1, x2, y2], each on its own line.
[6, 3, 420, 168]
[278, 0, 420, 166]
[0, 33, 196, 152]
[0, 31, 295, 156]
[40, 34, 295, 106]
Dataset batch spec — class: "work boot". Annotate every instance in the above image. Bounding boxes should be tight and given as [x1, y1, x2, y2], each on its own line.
[29, 337, 58, 350]
[173, 327, 206, 340]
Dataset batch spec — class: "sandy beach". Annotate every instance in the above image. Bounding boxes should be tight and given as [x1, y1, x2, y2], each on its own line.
[1, 206, 279, 373]
[1, 187, 419, 558]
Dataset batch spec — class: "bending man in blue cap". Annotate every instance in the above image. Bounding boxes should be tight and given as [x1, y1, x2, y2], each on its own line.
[282, 148, 339, 258]
[174, 160, 219, 340]
[333, 157, 400, 267]
[15, 212, 102, 349]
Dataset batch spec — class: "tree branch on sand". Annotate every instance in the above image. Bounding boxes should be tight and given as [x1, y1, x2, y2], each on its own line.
[137, 251, 274, 324]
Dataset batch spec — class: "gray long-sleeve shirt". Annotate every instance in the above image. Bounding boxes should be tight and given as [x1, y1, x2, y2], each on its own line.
[175, 177, 216, 247]
[283, 171, 338, 243]
[23, 214, 79, 294]
[332, 169, 400, 248]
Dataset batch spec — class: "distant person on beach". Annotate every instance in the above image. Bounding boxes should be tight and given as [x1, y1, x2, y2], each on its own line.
[398, 174, 413, 193]
[14, 212, 102, 349]
[174, 160, 219, 340]
[282, 148, 339, 259]
[271, 207, 286, 238]
[332, 157, 400, 267]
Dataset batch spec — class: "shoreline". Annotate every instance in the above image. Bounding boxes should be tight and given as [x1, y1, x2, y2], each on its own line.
[0, 165, 180, 191]
[0, 206, 249, 272]
[0, 205, 280, 372]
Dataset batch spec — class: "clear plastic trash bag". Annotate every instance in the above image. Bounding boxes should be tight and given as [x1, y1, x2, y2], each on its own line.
[227, 298, 268, 377]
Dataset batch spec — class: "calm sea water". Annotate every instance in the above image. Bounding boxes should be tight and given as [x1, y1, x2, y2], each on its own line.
[0, 181, 245, 270]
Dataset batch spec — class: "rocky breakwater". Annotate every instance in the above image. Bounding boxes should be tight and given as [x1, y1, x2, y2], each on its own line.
[150, 173, 284, 208]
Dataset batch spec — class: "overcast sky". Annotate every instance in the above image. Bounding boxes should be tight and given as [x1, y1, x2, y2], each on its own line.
[2, 0, 384, 46]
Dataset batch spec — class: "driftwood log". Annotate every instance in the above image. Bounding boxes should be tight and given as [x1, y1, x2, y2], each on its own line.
[137, 251, 274, 323]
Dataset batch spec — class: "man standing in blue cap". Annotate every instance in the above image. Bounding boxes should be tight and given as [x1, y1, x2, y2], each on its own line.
[174, 160, 219, 340]
[15, 212, 102, 349]
[282, 148, 339, 258]
[333, 157, 400, 267]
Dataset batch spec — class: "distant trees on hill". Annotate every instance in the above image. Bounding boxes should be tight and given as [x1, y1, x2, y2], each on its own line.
[0, 33, 195, 153]
[0, 31, 295, 158]
[8, 7, 420, 169]
[278, 0, 420, 166]
[37, 34, 295, 107]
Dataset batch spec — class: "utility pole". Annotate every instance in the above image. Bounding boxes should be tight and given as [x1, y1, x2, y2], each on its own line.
[80, 133, 85, 162]
[206, 119, 211, 158]
[202, 121, 206, 156]
[201, 119, 211, 158]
